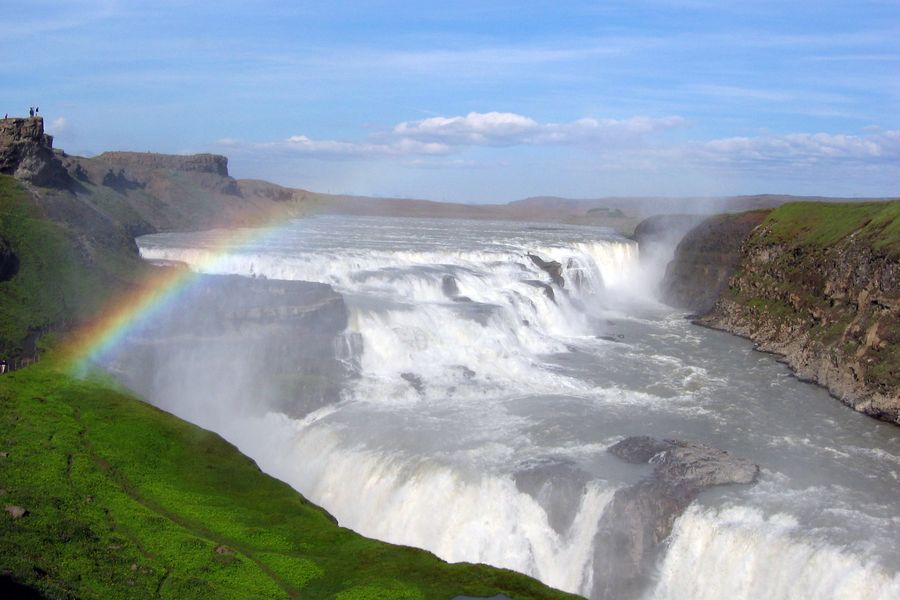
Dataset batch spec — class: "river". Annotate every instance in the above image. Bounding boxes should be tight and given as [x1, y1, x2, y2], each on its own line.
[124, 215, 899, 599]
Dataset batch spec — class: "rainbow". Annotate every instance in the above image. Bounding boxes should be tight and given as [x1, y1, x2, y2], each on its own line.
[61, 206, 299, 373]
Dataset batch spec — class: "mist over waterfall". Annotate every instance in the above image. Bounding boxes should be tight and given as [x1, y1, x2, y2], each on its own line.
[101, 216, 899, 599]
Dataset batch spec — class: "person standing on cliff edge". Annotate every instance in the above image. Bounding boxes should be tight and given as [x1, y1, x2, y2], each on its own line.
[29, 107, 34, 117]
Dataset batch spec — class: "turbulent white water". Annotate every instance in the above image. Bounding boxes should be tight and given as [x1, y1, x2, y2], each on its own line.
[131, 216, 900, 599]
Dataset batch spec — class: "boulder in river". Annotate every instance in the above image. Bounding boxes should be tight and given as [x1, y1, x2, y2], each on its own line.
[527, 253, 565, 288]
[591, 436, 759, 600]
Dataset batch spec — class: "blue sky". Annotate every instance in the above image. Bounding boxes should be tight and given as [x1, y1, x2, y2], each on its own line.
[3, 1, 899, 202]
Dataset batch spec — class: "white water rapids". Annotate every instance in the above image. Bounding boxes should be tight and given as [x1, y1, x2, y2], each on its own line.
[127, 216, 899, 599]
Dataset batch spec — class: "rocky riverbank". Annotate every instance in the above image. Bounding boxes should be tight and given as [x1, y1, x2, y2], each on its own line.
[652, 202, 899, 424]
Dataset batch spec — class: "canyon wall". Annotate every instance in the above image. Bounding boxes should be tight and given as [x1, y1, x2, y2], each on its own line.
[654, 203, 899, 424]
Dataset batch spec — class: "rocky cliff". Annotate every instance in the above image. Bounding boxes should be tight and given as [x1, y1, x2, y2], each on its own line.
[106, 274, 352, 418]
[93, 151, 229, 176]
[650, 202, 899, 424]
[0, 117, 71, 187]
[659, 211, 769, 314]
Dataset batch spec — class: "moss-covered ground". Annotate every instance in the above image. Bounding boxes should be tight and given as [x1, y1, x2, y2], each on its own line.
[0, 363, 578, 599]
[758, 200, 900, 256]
[0, 175, 143, 358]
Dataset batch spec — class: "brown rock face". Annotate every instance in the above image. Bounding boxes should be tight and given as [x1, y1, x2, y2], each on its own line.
[659, 203, 898, 423]
[591, 436, 758, 600]
[92, 151, 230, 177]
[659, 211, 769, 314]
[0, 117, 71, 187]
[701, 230, 900, 424]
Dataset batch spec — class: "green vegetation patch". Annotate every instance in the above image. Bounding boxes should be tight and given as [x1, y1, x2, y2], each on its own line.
[760, 200, 900, 255]
[0, 175, 142, 358]
[0, 364, 578, 599]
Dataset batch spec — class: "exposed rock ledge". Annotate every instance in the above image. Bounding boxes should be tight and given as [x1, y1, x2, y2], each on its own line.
[591, 436, 759, 600]
[643, 203, 900, 424]
[0, 117, 72, 187]
[91, 151, 230, 177]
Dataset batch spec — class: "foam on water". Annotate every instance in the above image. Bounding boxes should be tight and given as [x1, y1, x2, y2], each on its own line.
[131, 215, 900, 599]
[650, 505, 900, 600]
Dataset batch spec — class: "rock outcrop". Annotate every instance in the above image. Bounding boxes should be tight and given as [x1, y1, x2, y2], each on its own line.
[699, 203, 900, 423]
[528, 253, 565, 288]
[91, 151, 230, 177]
[659, 211, 769, 313]
[106, 275, 351, 418]
[591, 436, 758, 600]
[76, 151, 240, 197]
[656, 201, 899, 423]
[0, 117, 71, 187]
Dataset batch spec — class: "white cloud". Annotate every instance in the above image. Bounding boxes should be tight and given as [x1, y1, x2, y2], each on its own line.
[393, 112, 539, 145]
[393, 112, 686, 146]
[698, 130, 900, 164]
[48, 116, 68, 134]
[250, 111, 686, 159]
[274, 134, 452, 158]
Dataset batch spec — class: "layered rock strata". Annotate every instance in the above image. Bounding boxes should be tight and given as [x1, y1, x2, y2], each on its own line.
[0, 117, 71, 187]
[659, 211, 769, 314]
[700, 211, 899, 423]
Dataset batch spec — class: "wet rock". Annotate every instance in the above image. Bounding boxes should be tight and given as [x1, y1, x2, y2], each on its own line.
[591, 436, 758, 599]
[401, 372, 425, 395]
[442, 275, 472, 302]
[651, 439, 759, 488]
[592, 480, 694, 600]
[523, 279, 555, 303]
[566, 258, 588, 290]
[514, 457, 590, 534]
[607, 436, 673, 464]
[453, 365, 476, 380]
[442, 275, 460, 298]
[4, 505, 28, 519]
[527, 253, 565, 288]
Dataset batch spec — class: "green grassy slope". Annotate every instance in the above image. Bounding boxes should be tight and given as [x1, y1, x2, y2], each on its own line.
[0, 173, 578, 598]
[0, 364, 578, 599]
[0, 175, 145, 359]
[758, 201, 900, 256]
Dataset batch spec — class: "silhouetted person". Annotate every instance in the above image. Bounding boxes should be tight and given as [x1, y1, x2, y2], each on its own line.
[35, 107, 39, 115]
[29, 107, 34, 117]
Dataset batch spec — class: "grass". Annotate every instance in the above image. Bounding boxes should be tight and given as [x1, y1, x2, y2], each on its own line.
[0, 363, 579, 599]
[0, 173, 577, 598]
[0, 176, 143, 358]
[760, 200, 900, 256]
